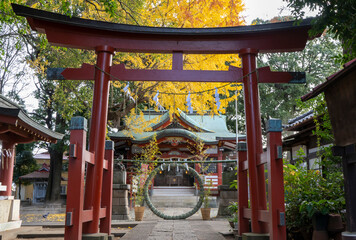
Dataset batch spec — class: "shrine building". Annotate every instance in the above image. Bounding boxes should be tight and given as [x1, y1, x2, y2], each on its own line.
[109, 110, 244, 195]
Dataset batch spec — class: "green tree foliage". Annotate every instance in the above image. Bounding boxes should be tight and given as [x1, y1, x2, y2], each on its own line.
[283, 0, 356, 63]
[31, 76, 72, 202]
[284, 93, 345, 237]
[13, 143, 37, 185]
[13, 144, 37, 200]
[0, 0, 138, 202]
[226, 20, 342, 134]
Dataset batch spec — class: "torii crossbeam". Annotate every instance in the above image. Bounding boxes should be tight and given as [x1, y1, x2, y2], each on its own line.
[13, 3, 319, 240]
[47, 61, 305, 84]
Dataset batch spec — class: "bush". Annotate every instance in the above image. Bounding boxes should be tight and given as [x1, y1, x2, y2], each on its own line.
[284, 158, 345, 236]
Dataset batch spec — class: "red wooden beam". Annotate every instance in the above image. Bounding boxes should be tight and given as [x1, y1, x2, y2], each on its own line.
[54, 64, 304, 84]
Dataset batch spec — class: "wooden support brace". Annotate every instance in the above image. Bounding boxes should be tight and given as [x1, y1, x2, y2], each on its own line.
[65, 117, 88, 240]
[238, 144, 250, 234]
[99, 140, 114, 235]
[266, 119, 286, 240]
[84, 151, 95, 165]
[82, 209, 93, 223]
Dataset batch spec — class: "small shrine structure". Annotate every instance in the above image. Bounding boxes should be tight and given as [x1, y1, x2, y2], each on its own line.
[0, 94, 63, 231]
[302, 58, 356, 240]
[110, 111, 242, 194]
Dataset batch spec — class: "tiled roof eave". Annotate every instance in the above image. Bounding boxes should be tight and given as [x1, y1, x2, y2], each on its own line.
[18, 111, 64, 140]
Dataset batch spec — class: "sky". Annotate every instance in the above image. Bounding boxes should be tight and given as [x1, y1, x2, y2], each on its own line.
[243, 0, 317, 24]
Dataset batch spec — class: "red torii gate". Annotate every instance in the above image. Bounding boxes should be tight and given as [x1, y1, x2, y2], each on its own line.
[13, 4, 318, 240]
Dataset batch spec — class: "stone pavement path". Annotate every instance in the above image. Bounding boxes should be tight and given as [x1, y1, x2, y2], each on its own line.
[17, 206, 234, 239]
[121, 220, 228, 240]
[20, 207, 220, 224]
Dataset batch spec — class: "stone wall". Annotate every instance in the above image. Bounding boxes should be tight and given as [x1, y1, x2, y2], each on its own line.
[112, 184, 130, 220]
[217, 185, 237, 216]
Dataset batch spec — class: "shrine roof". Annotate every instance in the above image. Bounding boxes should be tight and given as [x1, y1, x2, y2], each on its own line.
[143, 110, 230, 133]
[19, 171, 49, 180]
[110, 111, 243, 144]
[12, 4, 317, 53]
[110, 128, 240, 145]
[0, 94, 64, 143]
[19, 170, 66, 181]
[301, 58, 356, 101]
[34, 151, 68, 160]
[284, 110, 314, 131]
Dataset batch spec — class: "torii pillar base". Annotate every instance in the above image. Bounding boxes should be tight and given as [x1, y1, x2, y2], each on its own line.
[241, 232, 270, 240]
[82, 233, 111, 240]
[342, 232, 356, 240]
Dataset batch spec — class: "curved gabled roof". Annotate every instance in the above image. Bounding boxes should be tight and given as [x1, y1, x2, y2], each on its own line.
[142, 110, 234, 133]
[110, 128, 241, 145]
[110, 111, 244, 144]
[0, 94, 64, 143]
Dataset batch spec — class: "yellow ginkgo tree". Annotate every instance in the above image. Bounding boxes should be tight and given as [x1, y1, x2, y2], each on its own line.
[9, 0, 245, 129]
[109, 0, 245, 131]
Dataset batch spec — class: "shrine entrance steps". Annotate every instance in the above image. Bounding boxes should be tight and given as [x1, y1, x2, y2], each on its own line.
[151, 186, 218, 208]
[152, 186, 196, 196]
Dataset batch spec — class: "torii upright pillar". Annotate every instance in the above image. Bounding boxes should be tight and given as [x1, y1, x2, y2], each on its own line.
[83, 46, 114, 233]
[240, 48, 268, 233]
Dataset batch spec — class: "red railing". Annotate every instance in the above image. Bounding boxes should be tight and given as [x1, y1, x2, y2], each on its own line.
[64, 117, 113, 240]
[238, 119, 286, 240]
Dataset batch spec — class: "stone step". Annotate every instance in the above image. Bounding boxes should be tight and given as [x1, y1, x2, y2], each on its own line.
[151, 195, 199, 207]
[149, 196, 218, 208]
[152, 186, 196, 196]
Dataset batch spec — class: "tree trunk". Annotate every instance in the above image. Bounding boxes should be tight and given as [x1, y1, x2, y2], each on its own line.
[45, 115, 65, 203]
[18, 180, 21, 200]
[46, 142, 64, 202]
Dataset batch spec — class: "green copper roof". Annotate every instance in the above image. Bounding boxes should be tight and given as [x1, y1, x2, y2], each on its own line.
[109, 110, 244, 144]
[142, 110, 231, 133]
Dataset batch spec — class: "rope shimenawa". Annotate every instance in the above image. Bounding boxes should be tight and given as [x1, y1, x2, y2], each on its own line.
[114, 158, 239, 163]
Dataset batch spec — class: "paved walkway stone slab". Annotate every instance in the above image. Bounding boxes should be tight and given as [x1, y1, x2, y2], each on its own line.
[120, 219, 229, 240]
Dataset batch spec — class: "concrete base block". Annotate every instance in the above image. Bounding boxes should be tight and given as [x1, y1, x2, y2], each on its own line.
[113, 190, 128, 198]
[112, 184, 130, 190]
[342, 232, 356, 240]
[10, 199, 20, 221]
[0, 200, 12, 223]
[112, 197, 128, 206]
[0, 220, 22, 232]
[107, 234, 115, 240]
[220, 191, 238, 199]
[242, 232, 269, 240]
[217, 185, 238, 217]
[112, 206, 129, 215]
[112, 214, 130, 220]
[82, 233, 108, 240]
